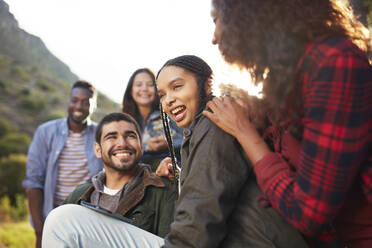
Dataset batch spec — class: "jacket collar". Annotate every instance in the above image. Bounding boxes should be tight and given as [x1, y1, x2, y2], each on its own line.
[183, 107, 205, 138]
[115, 169, 165, 215]
[78, 166, 165, 215]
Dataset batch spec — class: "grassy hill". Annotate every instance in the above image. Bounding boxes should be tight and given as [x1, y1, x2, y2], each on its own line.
[0, 0, 120, 225]
[0, 0, 120, 138]
[0, 54, 119, 137]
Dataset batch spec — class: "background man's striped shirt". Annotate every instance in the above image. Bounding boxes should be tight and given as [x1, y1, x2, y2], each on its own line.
[54, 131, 91, 206]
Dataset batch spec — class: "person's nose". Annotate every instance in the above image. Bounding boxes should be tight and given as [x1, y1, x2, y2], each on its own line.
[74, 101, 84, 110]
[140, 84, 149, 92]
[117, 135, 128, 148]
[164, 93, 175, 107]
[212, 29, 218, 45]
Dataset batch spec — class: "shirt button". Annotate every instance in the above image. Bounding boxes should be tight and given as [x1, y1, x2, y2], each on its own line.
[183, 129, 191, 137]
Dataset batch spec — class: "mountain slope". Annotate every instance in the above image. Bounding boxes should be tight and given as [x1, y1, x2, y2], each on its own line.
[0, 0, 120, 138]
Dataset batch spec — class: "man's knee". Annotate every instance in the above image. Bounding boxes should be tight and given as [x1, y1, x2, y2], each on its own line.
[45, 204, 84, 226]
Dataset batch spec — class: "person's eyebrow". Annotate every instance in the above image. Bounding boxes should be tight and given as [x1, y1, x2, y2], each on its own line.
[125, 130, 138, 137]
[168, 77, 183, 86]
[158, 78, 184, 94]
[103, 131, 118, 139]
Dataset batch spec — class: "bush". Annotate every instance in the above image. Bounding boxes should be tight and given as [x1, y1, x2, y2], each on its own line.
[0, 119, 12, 138]
[20, 88, 30, 96]
[10, 66, 30, 82]
[364, 0, 372, 25]
[18, 95, 47, 114]
[0, 133, 31, 157]
[36, 79, 54, 92]
[0, 195, 28, 222]
[0, 80, 6, 96]
[0, 154, 27, 205]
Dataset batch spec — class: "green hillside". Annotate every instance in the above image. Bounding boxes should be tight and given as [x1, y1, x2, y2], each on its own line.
[0, 0, 119, 225]
[0, 54, 119, 136]
[0, 0, 120, 135]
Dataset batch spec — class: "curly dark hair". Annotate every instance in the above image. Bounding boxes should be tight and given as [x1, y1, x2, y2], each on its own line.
[122, 68, 159, 130]
[212, 0, 371, 124]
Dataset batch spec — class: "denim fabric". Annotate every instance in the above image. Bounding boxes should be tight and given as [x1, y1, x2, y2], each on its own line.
[42, 204, 164, 248]
[141, 111, 183, 151]
[22, 118, 103, 221]
[140, 111, 183, 168]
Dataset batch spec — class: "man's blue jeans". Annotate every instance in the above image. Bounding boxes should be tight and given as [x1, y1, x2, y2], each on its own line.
[42, 204, 164, 248]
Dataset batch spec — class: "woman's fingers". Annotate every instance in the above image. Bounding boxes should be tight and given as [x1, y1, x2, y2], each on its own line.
[203, 96, 251, 137]
[156, 157, 174, 180]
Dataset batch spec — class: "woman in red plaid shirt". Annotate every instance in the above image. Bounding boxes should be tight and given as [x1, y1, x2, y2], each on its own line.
[204, 0, 372, 247]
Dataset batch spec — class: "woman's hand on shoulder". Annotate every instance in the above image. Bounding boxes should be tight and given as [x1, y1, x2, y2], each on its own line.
[204, 96, 271, 165]
[203, 96, 252, 138]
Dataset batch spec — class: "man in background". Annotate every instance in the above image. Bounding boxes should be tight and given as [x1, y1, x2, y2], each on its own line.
[22, 80, 103, 248]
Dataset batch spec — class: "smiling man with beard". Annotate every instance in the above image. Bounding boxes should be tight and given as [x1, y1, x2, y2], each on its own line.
[23, 80, 103, 248]
[43, 112, 177, 245]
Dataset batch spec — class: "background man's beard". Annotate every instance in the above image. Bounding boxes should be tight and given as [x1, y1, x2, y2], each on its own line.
[69, 115, 87, 124]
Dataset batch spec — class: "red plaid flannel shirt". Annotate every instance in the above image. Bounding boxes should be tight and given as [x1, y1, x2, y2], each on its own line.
[254, 37, 372, 247]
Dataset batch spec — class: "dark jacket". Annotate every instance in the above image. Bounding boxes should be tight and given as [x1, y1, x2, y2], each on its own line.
[164, 113, 308, 247]
[64, 168, 177, 238]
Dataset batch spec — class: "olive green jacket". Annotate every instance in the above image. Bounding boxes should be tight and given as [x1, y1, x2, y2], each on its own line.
[64, 168, 177, 238]
[164, 113, 308, 247]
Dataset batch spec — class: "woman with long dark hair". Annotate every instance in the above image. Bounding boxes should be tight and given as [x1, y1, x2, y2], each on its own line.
[122, 68, 183, 170]
[204, 0, 372, 246]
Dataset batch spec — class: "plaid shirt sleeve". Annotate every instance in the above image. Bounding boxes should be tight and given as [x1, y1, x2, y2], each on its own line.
[254, 38, 372, 240]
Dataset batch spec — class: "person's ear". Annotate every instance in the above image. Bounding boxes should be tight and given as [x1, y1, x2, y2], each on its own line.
[88, 95, 97, 114]
[205, 79, 213, 97]
[94, 142, 102, 158]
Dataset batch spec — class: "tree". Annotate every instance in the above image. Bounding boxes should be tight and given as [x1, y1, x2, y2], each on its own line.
[0, 154, 27, 205]
[350, 0, 368, 26]
[0, 132, 31, 157]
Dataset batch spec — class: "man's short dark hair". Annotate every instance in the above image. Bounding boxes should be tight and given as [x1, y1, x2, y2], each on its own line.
[72, 80, 98, 100]
[95, 112, 142, 145]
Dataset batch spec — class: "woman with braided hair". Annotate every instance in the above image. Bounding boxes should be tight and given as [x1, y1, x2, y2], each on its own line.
[122, 68, 183, 170]
[204, 0, 372, 247]
[155, 54, 307, 247]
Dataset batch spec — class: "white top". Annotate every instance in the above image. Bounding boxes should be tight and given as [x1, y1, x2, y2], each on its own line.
[103, 185, 120, 196]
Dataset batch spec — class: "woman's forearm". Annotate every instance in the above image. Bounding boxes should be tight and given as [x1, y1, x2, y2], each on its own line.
[234, 123, 271, 165]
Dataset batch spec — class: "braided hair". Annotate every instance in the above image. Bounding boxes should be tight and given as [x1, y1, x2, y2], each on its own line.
[156, 55, 213, 183]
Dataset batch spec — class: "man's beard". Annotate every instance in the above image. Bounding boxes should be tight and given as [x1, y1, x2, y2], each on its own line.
[102, 149, 140, 172]
[68, 115, 88, 125]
